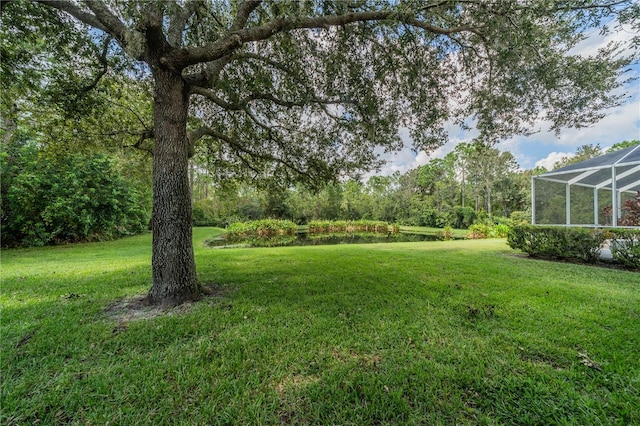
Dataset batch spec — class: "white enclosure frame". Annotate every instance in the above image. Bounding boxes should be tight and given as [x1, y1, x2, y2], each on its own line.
[532, 144, 640, 227]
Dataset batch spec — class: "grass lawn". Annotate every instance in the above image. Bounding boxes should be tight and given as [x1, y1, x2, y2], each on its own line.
[2, 227, 639, 425]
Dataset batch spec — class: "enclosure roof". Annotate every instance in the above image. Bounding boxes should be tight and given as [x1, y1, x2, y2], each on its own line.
[535, 144, 640, 193]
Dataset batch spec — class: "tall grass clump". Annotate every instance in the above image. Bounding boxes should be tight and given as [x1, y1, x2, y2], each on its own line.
[308, 219, 399, 234]
[226, 219, 297, 240]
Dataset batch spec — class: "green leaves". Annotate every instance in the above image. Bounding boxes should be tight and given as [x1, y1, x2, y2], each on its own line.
[507, 225, 610, 264]
[1, 145, 150, 247]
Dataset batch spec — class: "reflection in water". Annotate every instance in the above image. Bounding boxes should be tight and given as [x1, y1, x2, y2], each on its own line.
[206, 231, 459, 248]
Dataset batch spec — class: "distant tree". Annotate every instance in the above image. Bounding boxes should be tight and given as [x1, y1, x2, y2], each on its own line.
[341, 180, 367, 221]
[493, 170, 530, 218]
[416, 154, 459, 217]
[454, 143, 475, 208]
[607, 140, 640, 153]
[553, 144, 603, 169]
[467, 143, 518, 219]
[264, 188, 292, 219]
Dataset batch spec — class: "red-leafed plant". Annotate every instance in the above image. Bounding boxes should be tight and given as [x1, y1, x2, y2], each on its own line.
[602, 191, 640, 226]
[620, 192, 640, 226]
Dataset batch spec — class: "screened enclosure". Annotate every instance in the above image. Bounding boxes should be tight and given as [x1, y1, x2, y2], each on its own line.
[532, 144, 640, 227]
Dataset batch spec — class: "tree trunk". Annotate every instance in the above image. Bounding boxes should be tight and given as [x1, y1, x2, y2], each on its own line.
[147, 68, 200, 307]
[461, 171, 465, 208]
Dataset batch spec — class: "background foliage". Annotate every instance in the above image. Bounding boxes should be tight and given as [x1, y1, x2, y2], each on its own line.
[1, 141, 149, 247]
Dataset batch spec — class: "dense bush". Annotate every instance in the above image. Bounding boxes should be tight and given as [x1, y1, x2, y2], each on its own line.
[416, 206, 476, 229]
[466, 223, 510, 239]
[467, 223, 490, 239]
[1, 145, 149, 247]
[419, 208, 447, 228]
[608, 229, 640, 269]
[508, 225, 608, 264]
[192, 199, 226, 227]
[451, 206, 477, 229]
[435, 226, 454, 241]
[490, 224, 510, 238]
[509, 211, 531, 225]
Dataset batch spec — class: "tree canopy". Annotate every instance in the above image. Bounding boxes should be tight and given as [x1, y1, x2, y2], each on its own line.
[3, 0, 638, 306]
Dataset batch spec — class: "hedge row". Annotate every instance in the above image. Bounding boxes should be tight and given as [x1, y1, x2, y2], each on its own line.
[508, 225, 640, 269]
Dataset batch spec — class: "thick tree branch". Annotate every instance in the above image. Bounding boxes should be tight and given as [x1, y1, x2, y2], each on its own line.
[191, 86, 355, 110]
[129, 129, 155, 155]
[35, 0, 108, 32]
[184, 51, 296, 91]
[188, 126, 309, 177]
[167, 0, 203, 47]
[84, 0, 128, 44]
[79, 36, 111, 93]
[183, 54, 233, 88]
[168, 10, 480, 68]
[231, 0, 262, 31]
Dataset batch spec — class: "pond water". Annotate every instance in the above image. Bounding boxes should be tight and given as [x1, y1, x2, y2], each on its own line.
[206, 231, 459, 248]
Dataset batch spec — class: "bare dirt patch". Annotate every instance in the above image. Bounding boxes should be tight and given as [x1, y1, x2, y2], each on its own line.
[104, 284, 227, 329]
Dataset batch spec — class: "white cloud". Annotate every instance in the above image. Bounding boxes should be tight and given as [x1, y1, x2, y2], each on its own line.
[569, 22, 636, 58]
[535, 152, 574, 170]
[503, 94, 639, 169]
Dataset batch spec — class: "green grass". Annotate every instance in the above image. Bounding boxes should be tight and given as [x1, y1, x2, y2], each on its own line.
[2, 228, 639, 425]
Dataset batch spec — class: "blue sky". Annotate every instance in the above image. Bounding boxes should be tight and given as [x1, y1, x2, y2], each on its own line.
[378, 23, 640, 175]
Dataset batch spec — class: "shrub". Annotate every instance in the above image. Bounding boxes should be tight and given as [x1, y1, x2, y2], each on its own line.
[510, 211, 531, 225]
[493, 216, 512, 226]
[1, 147, 149, 247]
[435, 226, 454, 241]
[508, 225, 608, 264]
[192, 199, 225, 227]
[467, 223, 490, 239]
[420, 208, 447, 228]
[608, 229, 640, 269]
[490, 224, 510, 238]
[452, 206, 476, 229]
[307, 220, 398, 234]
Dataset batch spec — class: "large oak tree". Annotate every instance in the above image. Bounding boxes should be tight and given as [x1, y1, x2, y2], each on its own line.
[6, 0, 637, 306]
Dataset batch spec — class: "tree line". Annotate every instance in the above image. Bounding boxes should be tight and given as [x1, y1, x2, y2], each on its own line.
[191, 140, 639, 229]
[191, 141, 529, 229]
